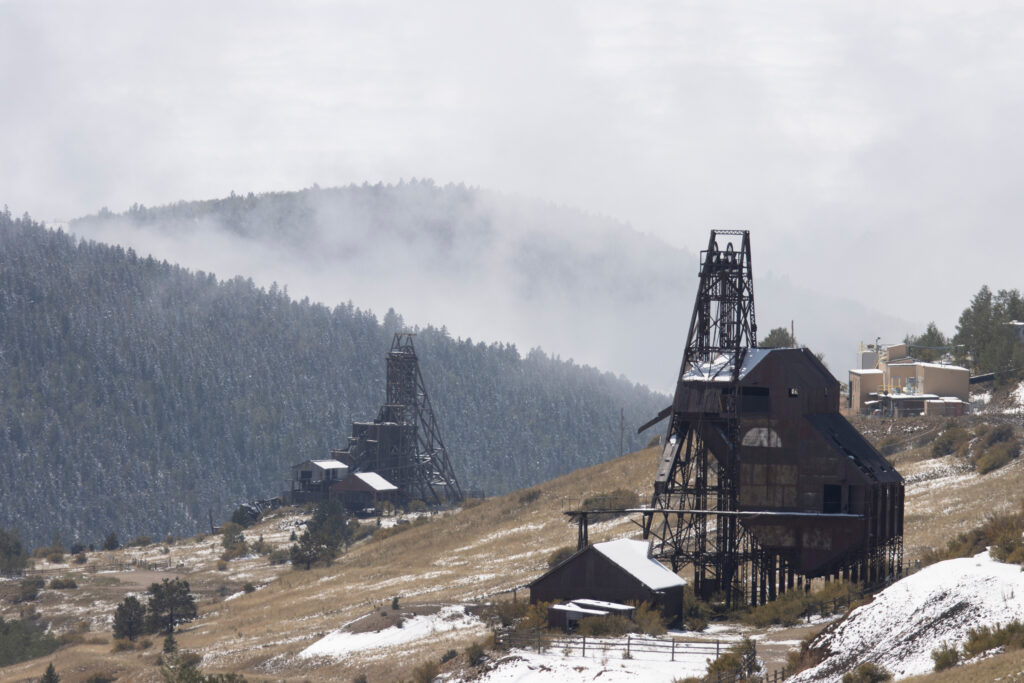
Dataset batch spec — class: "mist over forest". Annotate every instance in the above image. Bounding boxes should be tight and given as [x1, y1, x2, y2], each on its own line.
[0, 209, 665, 549]
[69, 181, 920, 392]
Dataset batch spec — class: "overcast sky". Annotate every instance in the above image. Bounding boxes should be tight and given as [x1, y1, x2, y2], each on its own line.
[3, 1, 1023, 348]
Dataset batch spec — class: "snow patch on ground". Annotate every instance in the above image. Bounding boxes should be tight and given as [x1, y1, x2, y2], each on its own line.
[790, 551, 1024, 681]
[1003, 381, 1024, 414]
[971, 391, 992, 407]
[467, 648, 710, 682]
[298, 604, 482, 660]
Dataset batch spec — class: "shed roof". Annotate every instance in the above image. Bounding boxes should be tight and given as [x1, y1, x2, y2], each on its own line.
[572, 598, 634, 611]
[310, 460, 348, 470]
[351, 472, 398, 491]
[805, 413, 903, 484]
[549, 604, 608, 616]
[593, 539, 686, 591]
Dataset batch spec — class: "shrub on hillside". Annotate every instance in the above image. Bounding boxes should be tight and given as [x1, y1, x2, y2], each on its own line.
[963, 619, 1024, 658]
[974, 439, 1020, 474]
[466, 640, 487, 666]
[786, 634, 826, 675]
[411, 659, 439, 683]
[931, 426, 970, 458]
[680, 586, 711, 631]
[706, 637, 759, 681]
[922, 509, 1024, 565]
[517, 489, 541, 505]
[631, 601, 667, 636]
[48, 577, 77, 589]
[482, 600, 528, 627]
[267, 549, 290, 565]
[575, 613, 633, 637]
[931, 642, 959, 671]
[983, 423, 1015, 447]
[841, 661, 892, 683]
[15, 577, 44, 602]
[547, 545, 575, 568]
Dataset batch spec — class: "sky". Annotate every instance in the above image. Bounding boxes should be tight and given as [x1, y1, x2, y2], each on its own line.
[3, 1, 1023, 371]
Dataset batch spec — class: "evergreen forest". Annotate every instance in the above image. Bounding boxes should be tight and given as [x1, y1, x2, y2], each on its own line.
[0, 209, 665, 549]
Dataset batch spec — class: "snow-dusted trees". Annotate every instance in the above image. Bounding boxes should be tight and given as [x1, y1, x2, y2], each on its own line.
[0, 211, 665, 550]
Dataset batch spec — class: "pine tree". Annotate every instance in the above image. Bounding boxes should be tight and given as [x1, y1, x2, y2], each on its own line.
[40, 662, 59, 683]
[113, 595, 146, 641]
[146, 578, 197, 633]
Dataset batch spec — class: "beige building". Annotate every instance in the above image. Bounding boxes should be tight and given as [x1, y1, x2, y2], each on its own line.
[849, 343, 969, 415]
[849, 368, 883, 413]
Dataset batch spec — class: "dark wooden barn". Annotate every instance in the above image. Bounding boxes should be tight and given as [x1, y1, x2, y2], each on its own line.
[330, 471, 399, 513]
[529, 539, 685, 620]
[675, 347, 904, 587]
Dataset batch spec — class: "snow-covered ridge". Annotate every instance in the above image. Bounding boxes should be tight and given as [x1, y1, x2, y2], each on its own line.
[791, 551, 1024, 681]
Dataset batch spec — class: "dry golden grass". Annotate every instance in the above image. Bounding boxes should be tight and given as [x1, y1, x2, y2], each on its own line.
[903, 646, 1024, 682]
[0, 449, 658, 681]
[3, 417, 1022, 681]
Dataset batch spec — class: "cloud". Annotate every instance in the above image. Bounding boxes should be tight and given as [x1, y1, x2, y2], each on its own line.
[3, 0, 1021, 348]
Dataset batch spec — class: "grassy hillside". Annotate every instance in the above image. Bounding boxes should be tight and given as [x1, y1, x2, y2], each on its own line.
[3, 411, 1023, 681]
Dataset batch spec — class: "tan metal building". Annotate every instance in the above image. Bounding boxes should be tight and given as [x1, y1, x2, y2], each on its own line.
[849, 369, 884, 413]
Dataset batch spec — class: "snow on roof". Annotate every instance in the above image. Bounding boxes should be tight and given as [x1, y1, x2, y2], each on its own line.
[311, 460, 348, 470]
[682, 348, 773, 382]
[849, 368, 883, 375]
[572, 598, 634, 611]
[916, 362, 968, 371]
[593, 539, 685, 591]
[353, 472, 398, 491]
[549, 604, 608, 616]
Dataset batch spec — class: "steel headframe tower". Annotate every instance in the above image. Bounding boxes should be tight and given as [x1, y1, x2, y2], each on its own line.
[643, 229, 757, 606]
[381, 333, 464, 504]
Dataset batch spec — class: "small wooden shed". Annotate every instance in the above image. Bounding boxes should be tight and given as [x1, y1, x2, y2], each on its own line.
[330, 471, 399, 512]
[529, 539, 685, 620]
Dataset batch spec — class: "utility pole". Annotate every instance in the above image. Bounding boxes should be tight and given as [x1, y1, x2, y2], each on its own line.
[620, 408, 625, 457]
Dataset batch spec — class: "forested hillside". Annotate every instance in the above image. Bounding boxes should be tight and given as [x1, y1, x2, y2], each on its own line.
[0, 209, 665, 549]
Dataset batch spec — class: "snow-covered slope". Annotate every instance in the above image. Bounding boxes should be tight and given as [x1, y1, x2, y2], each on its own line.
[791, 551, 1024, 680]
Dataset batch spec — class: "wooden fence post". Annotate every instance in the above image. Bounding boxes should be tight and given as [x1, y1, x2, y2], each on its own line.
[627, 635, 631, 658]
[671, 639, 675, 661]
[582, 635, 585, 657]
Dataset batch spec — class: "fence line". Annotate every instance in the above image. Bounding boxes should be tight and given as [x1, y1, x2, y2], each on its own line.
[496, 629, 791, 681]
[496, 629, 723, 661]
